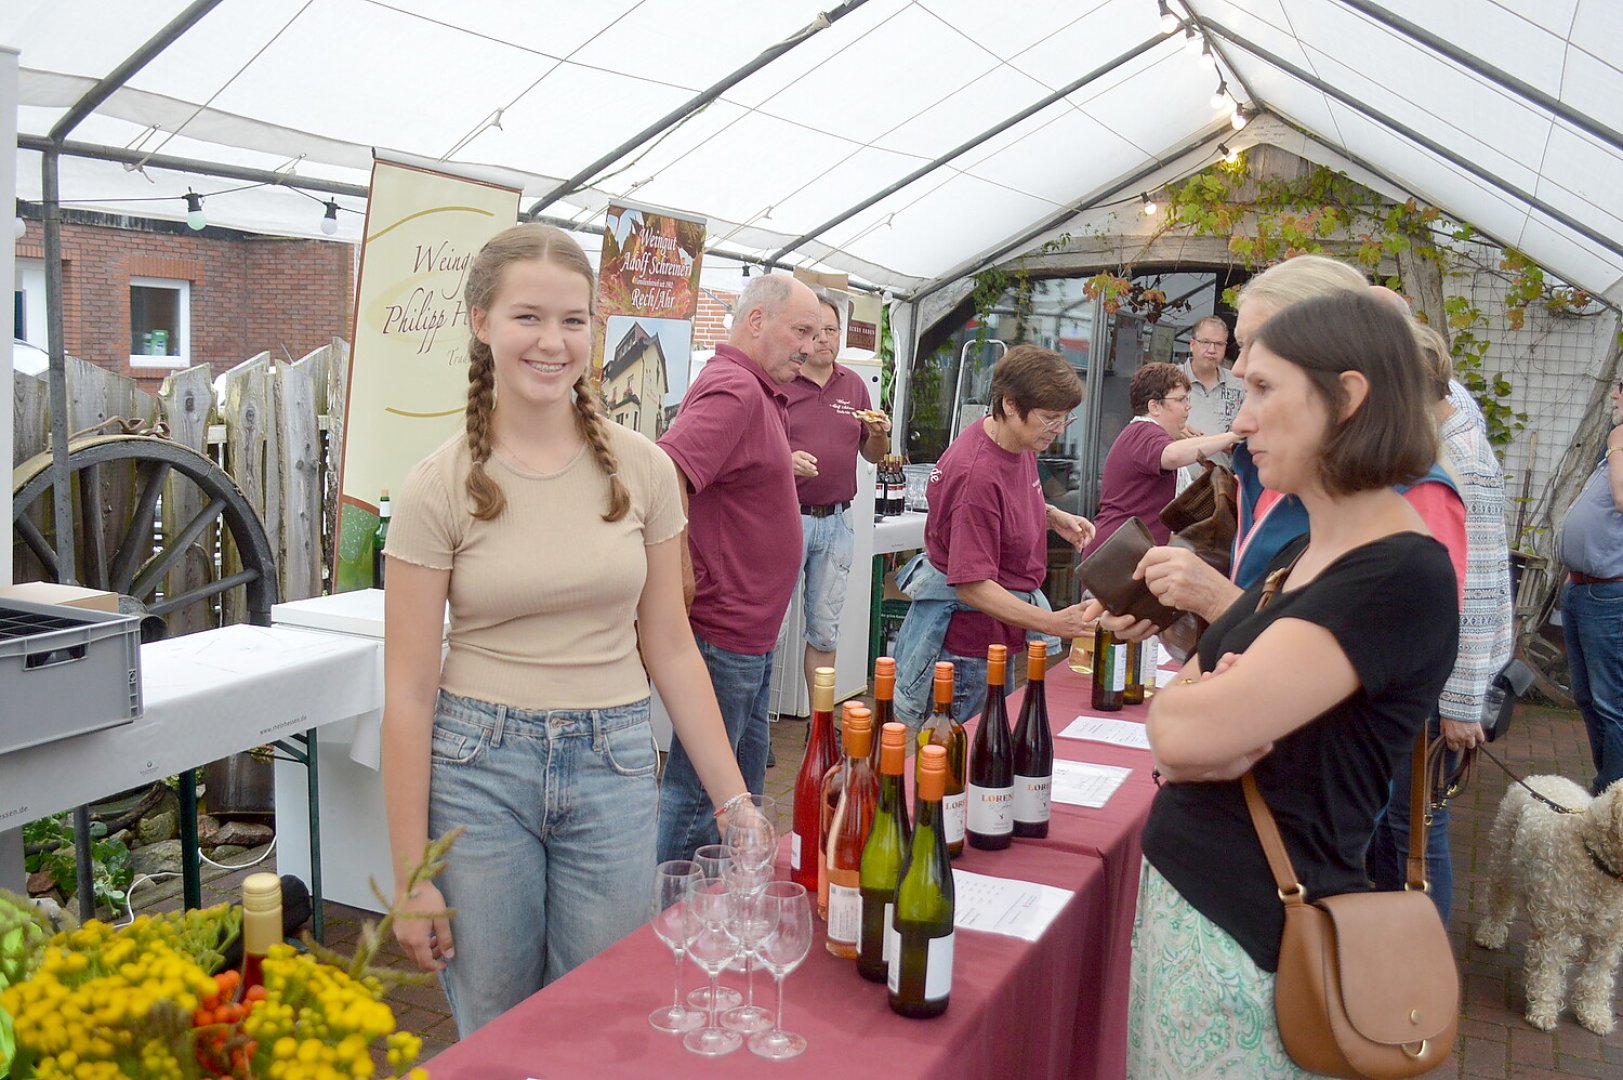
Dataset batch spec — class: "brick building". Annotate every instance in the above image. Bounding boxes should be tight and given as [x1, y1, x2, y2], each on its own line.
[692, 288, 736, 352]
[14, 205, 354, 389]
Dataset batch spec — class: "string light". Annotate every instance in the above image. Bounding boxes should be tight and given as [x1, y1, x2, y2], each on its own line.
[1199, 41, 1216, 70]
[183, 190, 206, 231]
[1220, 142, 1240, 163]
[1141, 193, 1159, 216]
[321, 199, 340, 236]
[1210, 80, 1231, 111]
[1157, 0, 1179, 34]
[1183, 27, 1202, 54]
[1231, 104, 1254, 130]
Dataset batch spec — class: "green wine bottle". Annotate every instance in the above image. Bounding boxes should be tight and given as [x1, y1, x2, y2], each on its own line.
[888, 743, 955, 1018]
[858, 721, 912, 982]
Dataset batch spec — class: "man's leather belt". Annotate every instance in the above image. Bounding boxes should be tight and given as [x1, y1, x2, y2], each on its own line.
[800, 502, 849, 517]
[1570, 570, 1623, 585]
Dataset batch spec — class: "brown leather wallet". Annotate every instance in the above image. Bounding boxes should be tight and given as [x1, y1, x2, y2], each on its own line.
[1079, 517, 1182, 628]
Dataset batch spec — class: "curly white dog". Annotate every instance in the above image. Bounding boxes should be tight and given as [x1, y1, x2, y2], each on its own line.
[1474, 775, 1623, 1034]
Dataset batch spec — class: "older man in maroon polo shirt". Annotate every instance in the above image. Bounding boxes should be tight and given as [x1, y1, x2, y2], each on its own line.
[783, 290, 889, 704]
[656, 272, 823, 862]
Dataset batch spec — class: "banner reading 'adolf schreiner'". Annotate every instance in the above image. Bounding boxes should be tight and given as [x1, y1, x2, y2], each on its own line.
[593, 202, 706, 441]
[333, 157, 520, 592]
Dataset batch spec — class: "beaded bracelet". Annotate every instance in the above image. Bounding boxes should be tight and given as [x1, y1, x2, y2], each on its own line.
[713, 792, 752, 819]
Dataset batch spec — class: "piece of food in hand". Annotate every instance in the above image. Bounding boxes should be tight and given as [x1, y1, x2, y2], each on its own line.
[854, 409, 887, 423]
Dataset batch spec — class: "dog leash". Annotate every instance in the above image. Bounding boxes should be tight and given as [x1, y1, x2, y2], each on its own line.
[1473, 744, 1623, 882]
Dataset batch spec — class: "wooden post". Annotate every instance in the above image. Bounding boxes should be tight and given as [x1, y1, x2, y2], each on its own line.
[157, 365, 217, 635]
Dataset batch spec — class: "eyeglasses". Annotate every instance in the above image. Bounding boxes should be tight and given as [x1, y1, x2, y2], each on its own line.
[1037, 411, 1079, 432]
[1192, 337, 1228, 348]
[1156, 394, 1191, 406]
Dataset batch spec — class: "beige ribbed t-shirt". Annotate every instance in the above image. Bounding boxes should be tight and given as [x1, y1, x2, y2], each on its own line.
[386, 423, 686, 710]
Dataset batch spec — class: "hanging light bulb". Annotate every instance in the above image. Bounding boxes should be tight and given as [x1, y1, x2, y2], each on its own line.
[1231, 104, 1252, 130]
[1220, 142, 1240, 164]
[1141, 193, 1158, 216]
[1157, 0, 1179, 34]
[183, 191, 206, 231]
[1199, 41, 1217, 70]
[1210, 80, 1231, 111]
[321, 199, 340, 236]
[1184, 27, 1202, 54]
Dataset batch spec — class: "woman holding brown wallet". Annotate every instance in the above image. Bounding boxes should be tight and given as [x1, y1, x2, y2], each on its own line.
[1128, 291, 1459, 1076]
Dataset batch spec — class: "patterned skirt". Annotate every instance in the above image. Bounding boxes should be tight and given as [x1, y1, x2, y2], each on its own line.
[1126, 859, 1326, 1079]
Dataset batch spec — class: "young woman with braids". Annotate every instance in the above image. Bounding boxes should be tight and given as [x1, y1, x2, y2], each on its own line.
[380, 224, 750, 1036]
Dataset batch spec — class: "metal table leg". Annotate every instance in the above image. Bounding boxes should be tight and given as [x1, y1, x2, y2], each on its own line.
[271, 729, 323, 943]
[177, 771, 201, 910]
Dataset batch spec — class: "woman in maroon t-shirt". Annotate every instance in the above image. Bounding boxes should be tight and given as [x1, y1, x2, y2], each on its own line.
[1082, 362, 1241, 558]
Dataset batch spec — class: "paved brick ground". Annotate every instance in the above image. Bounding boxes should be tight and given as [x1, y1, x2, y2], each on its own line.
[183, 701, 1620, 1076]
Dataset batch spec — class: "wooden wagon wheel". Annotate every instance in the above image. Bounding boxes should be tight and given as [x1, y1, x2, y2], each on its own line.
[11, 434, 279, 633]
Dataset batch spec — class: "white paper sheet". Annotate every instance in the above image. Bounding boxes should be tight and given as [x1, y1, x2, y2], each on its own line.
[1051, 760, 1133, 808]
[1155, 668, 1179, 687]
[950, 869, 1074, 942]
[1058, 715, 1151, 750]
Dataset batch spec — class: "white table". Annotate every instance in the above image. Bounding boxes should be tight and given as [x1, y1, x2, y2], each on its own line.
[0, 624, 383, 933]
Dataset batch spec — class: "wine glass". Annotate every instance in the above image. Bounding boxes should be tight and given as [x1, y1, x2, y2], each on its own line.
[720, 861, 774, 1034]
[749, 881, 813, 1060]
[682, 873, 743, 1056]
[686, 844, 742, 1013]
[649, 860, 705, 1034]
[723, 794, 778, 874]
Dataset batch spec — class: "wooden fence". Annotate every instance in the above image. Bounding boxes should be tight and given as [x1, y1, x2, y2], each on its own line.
[11, 340, 351, 629]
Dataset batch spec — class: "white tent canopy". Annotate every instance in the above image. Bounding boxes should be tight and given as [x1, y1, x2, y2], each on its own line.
[6, 0, 1623, 303]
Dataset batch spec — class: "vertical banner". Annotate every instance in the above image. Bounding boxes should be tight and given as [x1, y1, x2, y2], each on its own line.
[333, 158, 521, 592]
[594, 203, 706, 440]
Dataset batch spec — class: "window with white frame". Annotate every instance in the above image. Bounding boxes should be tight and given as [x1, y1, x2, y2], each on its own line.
[129, 277, 190, 367]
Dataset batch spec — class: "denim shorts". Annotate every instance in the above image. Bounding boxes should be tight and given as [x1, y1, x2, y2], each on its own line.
[427, 689, 658, 1036]
[801, 510, 855, 651]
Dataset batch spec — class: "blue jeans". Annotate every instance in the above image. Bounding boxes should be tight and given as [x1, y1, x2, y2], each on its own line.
[895, 651, 989, 734]
[1367, 713, 1454, 924]
[656, 633, 775, 863]
[1562, 579, 1623, 794]
[800, 511, 854, 651]
[428, 690, 658, 1036]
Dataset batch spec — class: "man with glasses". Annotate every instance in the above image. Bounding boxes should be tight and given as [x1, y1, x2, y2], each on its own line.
[782, 289, 889, 706]
[1081, 362, 1242, 559]
[1180, 315, 1244, 473]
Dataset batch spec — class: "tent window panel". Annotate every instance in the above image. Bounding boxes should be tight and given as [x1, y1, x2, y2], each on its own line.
[130, 277, 190, 368]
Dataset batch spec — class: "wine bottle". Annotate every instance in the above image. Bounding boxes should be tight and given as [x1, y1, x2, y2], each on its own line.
[859, 721, 911, 982]
[868, 656, 896, 771]
[825, 709, 879, 958]
[239, 871, 282, 994]
[372, 488, 391, 589]
[1011, 641, 1054, 839]
[874, 456, 888, 521]
[1091, 624, 1125, 712]
[888, 457, 907, 515]
[888, 743, 955, 1018]
[792, 667, 839, 894]
[1123, 638, 1144, 705]
[917, 661, 967, 858]
[1139, 633, 1160, 700]
[819, 700, 867, 920]
[966, 644, 1014, 850]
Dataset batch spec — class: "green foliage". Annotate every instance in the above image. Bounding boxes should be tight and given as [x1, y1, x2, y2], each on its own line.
[1444, 296, 1527, 454]
[23, 812, 134, 916]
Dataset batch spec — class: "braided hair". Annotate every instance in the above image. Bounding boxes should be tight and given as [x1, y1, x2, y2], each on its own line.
[461, 223, 627, 522]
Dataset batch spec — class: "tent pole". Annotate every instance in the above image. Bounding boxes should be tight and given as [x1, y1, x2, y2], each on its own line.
[19, 136, 369, 199]
[765, 31, 1171, 264]
[1201, 18, 1623, 263]
[525, 0, 871, 219]
[1329, 0, 1623, 156]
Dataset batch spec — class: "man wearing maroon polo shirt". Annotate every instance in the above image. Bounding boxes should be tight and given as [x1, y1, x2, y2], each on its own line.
[656, 273, 823, 862]
[783, 290, 889, 704]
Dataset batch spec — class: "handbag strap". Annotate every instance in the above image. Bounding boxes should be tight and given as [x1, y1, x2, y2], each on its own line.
[1239, 547, 1431, 899]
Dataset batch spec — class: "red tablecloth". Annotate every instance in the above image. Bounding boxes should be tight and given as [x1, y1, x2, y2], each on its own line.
[427, 662, 1158, 1080]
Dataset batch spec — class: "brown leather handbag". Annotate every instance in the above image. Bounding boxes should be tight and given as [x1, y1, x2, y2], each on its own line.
[1240, 740, 1459, 1078]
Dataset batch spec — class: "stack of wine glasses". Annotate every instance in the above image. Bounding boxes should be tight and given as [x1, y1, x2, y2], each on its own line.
[647, 795, 816, 1059]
